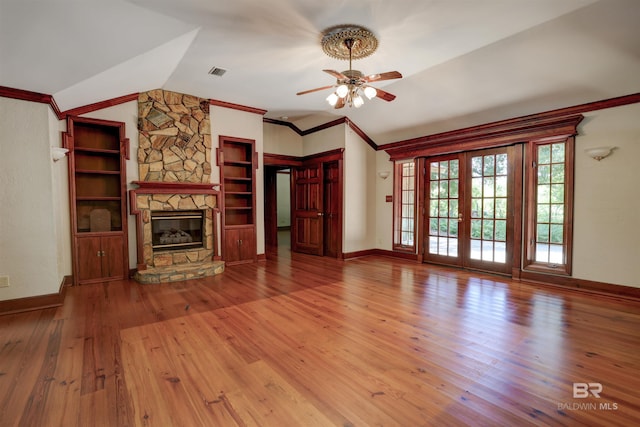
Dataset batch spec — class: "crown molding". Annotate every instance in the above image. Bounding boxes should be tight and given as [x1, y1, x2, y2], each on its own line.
[263, 117, 303, 134]
[209, 99, 267, 115]
[0, 86, 62, 119]
[381, 92, 640, 159]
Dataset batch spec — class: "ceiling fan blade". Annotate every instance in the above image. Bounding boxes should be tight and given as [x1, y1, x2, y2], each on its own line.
[334, 97, 346, 109]
[323, 69, 348, 80]
[373, 87, 397, 102]
[364, 71, 403, 83]
[296, 85, 334, 96]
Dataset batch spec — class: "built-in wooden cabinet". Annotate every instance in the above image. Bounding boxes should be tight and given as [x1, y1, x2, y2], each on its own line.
[218, 136, 257, 265]
[65, 116, 129, 284]
[76, 235, 125, 282]
[223, 227, 256, 265]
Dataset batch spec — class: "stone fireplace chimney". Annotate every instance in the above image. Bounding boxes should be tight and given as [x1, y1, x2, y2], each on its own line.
[129, 89, 223, 283]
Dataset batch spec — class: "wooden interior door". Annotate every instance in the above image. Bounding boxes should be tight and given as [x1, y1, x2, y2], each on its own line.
[292, 164, 323, 255]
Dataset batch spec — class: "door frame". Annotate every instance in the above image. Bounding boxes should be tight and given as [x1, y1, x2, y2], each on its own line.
[264, 150, 343, 258]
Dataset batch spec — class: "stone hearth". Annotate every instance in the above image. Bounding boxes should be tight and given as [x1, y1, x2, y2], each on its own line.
[134, 260, 224, 284]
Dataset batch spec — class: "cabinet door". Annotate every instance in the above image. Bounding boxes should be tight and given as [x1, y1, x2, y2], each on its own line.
[238, 227, 256, 263]
[101, 235, 125, 279]
[224, 229, 241, 263]
[76, 236, 103, 282]
[224, 227, 256, 264]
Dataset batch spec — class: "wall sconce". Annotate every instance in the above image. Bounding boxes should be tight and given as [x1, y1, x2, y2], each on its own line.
[584, 146, 614, 161]
[51, 147, 69, 162]
[377, 171, 390, 180]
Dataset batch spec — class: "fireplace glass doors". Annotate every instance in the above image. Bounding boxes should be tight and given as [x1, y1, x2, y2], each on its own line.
[151, 210, 204, 252]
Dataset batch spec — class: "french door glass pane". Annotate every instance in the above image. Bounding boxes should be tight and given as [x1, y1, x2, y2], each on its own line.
[469, 153, 507, 263]
[495, 242, 507, 263]
[428, 159, 460, 256]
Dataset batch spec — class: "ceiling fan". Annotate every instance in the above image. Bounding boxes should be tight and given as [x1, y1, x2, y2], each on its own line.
[297, 25, 402, 109]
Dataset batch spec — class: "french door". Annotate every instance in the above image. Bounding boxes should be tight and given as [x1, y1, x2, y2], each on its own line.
[425, 147, 515, 275]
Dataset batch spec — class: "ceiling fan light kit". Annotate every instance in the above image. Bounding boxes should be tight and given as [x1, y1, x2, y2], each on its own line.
[297, 24, 402, 109]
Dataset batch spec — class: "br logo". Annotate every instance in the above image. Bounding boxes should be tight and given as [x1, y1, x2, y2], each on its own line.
[573, 383, 602, 398]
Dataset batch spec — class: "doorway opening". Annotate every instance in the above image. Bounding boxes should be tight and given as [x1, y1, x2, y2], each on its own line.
[264, 150, 343, 259]
[264, 165, 291, 256]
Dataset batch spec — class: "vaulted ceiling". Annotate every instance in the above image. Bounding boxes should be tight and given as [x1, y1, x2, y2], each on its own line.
[1, 0, 639, 144]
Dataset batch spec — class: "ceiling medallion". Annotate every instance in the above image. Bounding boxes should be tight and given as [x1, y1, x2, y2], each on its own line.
[320, 24, 378, 60]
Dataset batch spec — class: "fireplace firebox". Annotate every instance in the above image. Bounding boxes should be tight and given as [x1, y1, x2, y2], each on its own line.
[151, 210, 204, 252]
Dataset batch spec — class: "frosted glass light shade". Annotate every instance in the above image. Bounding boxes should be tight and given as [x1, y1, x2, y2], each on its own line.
[584, 146, 614, 161]
[326, 93, 339, 106]
[364, 86, 377, 99]
[51, 147, 69, 162]
[336, 85, 349, 98]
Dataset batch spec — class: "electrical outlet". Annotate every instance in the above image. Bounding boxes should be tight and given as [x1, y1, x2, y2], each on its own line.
[0, 276, 9, 288]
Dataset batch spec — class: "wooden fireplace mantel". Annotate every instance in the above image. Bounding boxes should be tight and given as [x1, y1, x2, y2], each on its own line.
[130, 181, 221, 193]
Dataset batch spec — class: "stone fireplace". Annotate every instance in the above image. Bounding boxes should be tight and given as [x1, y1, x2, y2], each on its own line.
[129, 89, 224, 283]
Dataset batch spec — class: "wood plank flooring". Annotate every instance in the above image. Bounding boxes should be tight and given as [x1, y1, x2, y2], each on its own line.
[1, 243, 640, 426]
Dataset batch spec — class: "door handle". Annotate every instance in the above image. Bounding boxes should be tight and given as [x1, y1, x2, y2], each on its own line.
[457, 213, 463, 223]
[317, 212, 324, 216]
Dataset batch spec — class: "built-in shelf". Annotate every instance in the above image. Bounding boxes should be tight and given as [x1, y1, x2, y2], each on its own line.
[218, 136, 257, 264]
[65, 116, 129, 284]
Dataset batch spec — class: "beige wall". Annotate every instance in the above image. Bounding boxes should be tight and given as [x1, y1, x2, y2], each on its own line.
[573, 103, 640, 286]
[0, 98, 63, 300]
[375, 150, 394, 250]
[263, 123, 303, 156]
[344, 127, 377, 253]
[51, 108, 72, 284]
[276, 172, 291, 227]
[302, 125, 344, 156]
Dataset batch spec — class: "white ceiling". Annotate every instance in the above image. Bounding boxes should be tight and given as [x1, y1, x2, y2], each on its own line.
[1, 0, 639, 144]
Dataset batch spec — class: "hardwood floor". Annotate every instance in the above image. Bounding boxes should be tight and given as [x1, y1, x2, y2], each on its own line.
[1, 242, 640, 426]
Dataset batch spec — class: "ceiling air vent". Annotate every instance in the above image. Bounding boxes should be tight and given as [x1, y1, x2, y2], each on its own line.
[208, 67, 227, 77]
